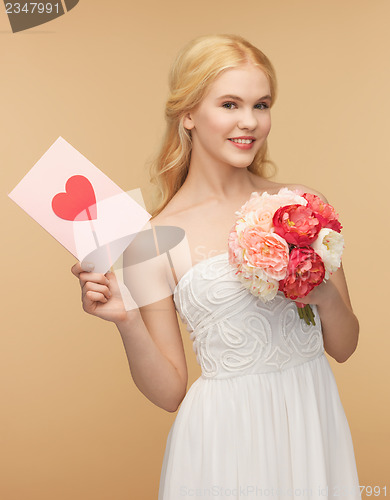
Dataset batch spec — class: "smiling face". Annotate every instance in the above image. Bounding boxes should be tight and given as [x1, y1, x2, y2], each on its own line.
[183, 64, 272, 170]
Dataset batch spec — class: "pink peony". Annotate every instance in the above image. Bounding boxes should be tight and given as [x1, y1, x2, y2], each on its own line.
[279, 247, 325, 300]
[272, 204, 321, 246]
[240, 227, 289, 280]
[228, 226, 281, 301]
[240, 209, 275, 233]
[303, 193, 342, 233]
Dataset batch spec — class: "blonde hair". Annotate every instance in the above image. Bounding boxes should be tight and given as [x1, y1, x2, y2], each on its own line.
[148, 34, 278, 218]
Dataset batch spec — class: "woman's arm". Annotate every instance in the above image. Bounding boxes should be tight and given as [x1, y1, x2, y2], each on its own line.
[291, 184, 360, 363]
[71, 262, 188, 413]
[305, 264, 360, 363]
[115, 295, 188, 413]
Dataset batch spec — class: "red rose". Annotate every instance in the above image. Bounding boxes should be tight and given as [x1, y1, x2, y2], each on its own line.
[272, 204, 321, 246]
[302, 193, 342, 233]
[279, 247, 325, 300]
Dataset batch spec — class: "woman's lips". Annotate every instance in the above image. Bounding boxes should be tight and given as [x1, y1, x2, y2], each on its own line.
[228, 138, 255, 150]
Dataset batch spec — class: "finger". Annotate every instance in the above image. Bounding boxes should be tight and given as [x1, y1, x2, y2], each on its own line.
[81, 261, 95, 272]
[71, 261, 95, 278]
[105, 270, 116, 281]
[83, 290, 108, 310]
[71, 262, 83, 278]
[82, 281, 112, 301]
[104, 271, 129, 299]
[105, 271, 118, 289]
[79, 272, 110, 289]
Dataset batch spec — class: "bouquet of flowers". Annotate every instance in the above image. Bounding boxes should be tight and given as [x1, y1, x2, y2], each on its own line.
[228, 188, 344, 325]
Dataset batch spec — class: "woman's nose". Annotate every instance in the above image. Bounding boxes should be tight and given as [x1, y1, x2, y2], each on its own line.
[237, 108, 257, 130]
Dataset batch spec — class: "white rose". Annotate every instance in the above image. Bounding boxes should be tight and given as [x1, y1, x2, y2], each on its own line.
[237, 264, 279, 302]
[311, 228, 344, 280]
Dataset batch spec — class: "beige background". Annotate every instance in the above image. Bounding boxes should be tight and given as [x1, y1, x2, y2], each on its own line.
[1, 1, 389, 498]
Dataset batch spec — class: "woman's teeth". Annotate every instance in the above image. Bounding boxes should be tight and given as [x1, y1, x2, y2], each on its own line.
[230, 139, 254, 144]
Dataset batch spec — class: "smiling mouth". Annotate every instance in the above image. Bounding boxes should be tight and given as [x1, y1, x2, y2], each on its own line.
[228, 138, 255, 144]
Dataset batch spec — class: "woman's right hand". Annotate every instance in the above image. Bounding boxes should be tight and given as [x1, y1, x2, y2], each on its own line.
[71, 262, 138, 325]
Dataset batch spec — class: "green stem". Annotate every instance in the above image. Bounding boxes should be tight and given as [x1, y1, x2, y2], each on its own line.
[295, 304, 316, 326]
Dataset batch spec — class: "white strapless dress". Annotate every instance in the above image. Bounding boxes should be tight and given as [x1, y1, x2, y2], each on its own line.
[158, 252, 361, 500]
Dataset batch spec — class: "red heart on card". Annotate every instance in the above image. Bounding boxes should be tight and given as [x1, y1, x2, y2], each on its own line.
[52, 175, 97, 221]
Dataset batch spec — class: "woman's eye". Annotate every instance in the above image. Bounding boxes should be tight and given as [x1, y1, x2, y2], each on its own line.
[222, 102, 269, 110]
[255, 102, 269, 110]
[222, 102, 236, 109]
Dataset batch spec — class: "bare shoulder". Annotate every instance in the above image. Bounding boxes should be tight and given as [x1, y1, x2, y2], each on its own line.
[149, 193, 187, 227]
[252, 178, 329, 203]
[256, 177, 329, 204]
[149, 210, 176, 228]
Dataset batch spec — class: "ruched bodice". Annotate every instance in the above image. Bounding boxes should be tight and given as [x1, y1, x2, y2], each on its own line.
[173, 252, 324, 379]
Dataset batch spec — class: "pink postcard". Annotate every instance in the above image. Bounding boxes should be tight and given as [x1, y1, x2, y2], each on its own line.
[8, 136, 151, 273]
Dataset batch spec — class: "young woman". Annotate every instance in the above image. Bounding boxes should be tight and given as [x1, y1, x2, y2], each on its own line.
[72, 34, 361, 499]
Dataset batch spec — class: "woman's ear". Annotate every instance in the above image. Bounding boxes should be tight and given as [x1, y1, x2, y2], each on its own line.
[183, 112, 194, 130]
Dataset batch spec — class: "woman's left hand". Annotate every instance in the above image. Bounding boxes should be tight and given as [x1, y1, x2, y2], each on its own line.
[292, 278, 336, 308]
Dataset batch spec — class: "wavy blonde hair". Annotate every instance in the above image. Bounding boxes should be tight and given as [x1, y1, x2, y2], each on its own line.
[148, 34, 278, 218]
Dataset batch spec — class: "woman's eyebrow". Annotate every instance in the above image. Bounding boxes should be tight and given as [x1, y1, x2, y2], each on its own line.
[216, 94, 272, 102]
